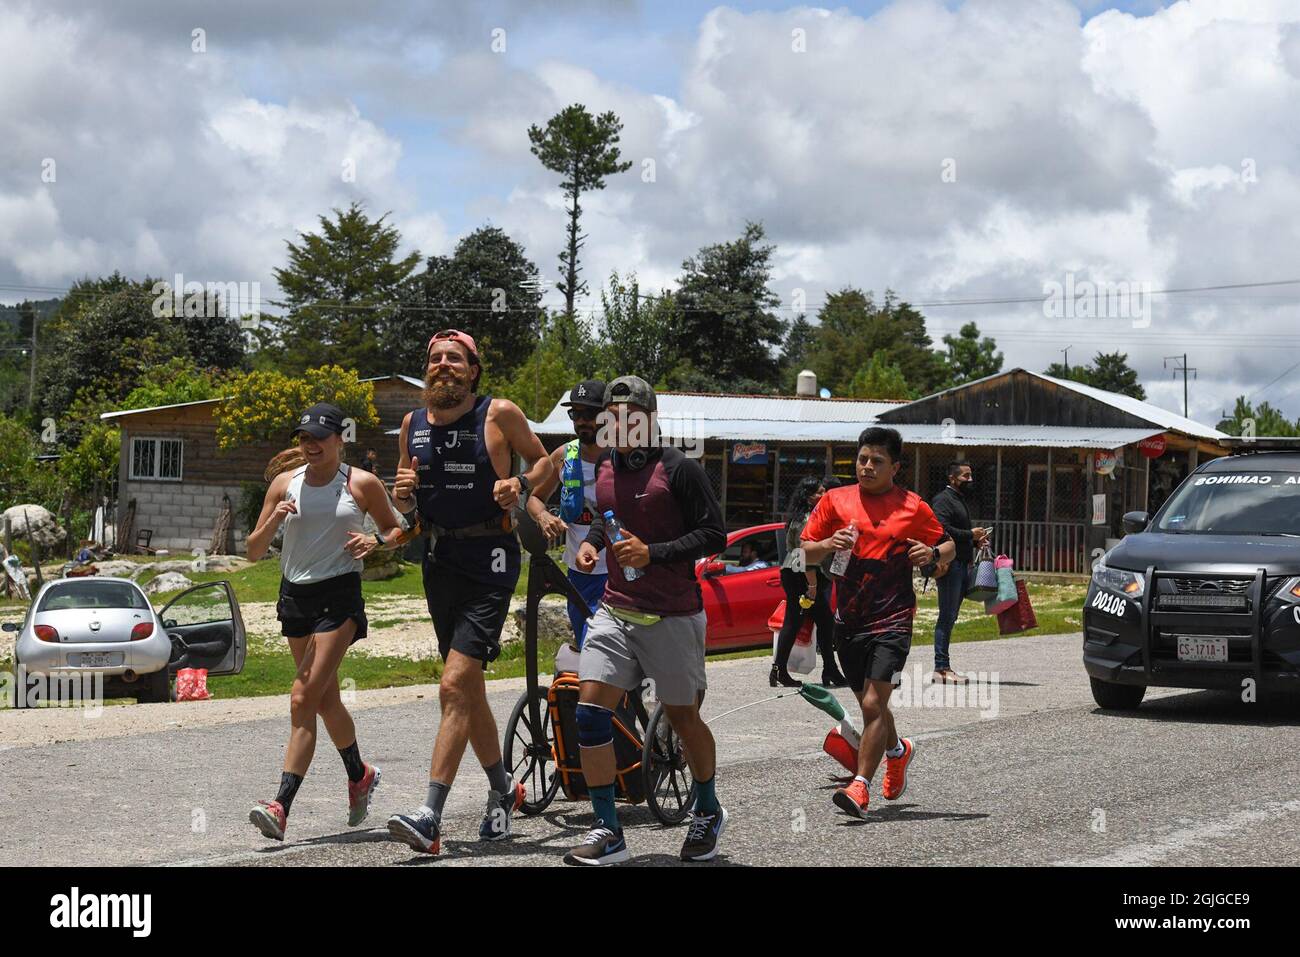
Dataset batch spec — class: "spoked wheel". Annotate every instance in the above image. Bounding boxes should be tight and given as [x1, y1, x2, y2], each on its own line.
[642, 702, 697, 825]
[504, 686, 560, 815]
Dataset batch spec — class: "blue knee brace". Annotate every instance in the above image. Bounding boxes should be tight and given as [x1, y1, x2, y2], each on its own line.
[575, 702, 614, 748]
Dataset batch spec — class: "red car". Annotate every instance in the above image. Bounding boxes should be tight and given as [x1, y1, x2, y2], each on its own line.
[696, 522, 792, 651]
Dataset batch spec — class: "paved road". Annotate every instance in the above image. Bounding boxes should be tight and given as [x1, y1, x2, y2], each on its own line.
[3, 631, 1299, 867]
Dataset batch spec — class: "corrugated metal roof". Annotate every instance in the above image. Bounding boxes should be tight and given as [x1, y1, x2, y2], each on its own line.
[535, 391, 899, 432]
[532, 415, 1163, 448]
[102, 373, 424, 421]
[1038, 372, 1227, 440]
[888, 424, 1163, 449]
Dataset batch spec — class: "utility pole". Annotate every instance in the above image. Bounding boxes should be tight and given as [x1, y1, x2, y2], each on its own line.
[1060, 345, 1073, 376]
[1163, 353, 1198, 418]
[28, 308, 37, 407]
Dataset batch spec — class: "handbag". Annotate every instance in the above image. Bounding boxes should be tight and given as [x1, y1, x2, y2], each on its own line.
[768, 600, 818, 676]
[996, 580, 1039, 635]
[995, 558, 1017, 604]
[966, 543, 998, 601]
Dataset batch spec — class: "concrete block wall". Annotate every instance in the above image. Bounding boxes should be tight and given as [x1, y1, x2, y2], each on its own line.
[124, 481, 249, 553]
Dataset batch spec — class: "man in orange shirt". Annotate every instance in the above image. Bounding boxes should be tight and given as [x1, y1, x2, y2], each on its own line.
[801, 427, 955, 817]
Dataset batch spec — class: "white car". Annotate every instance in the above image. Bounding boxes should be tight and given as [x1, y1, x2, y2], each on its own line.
[5, 577, 246, 705]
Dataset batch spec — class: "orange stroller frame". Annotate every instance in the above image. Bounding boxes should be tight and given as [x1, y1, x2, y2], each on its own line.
[502, 506, 697, 825]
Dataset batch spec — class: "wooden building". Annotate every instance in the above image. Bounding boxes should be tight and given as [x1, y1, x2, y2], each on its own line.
[101, 375, 424, 552]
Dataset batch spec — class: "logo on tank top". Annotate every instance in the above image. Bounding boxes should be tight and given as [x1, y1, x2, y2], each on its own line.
[443, 430, 477, 450]
[444, 462, 474, 473]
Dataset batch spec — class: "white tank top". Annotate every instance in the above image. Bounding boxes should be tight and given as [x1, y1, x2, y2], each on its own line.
[280, 464, 365, 584]
[563, 457, 607, 575]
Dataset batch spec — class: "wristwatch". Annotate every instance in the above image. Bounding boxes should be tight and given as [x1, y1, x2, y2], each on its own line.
[515, 473, 531, 497]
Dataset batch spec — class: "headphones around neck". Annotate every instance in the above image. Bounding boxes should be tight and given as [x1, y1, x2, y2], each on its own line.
[614, 447, 658, 471]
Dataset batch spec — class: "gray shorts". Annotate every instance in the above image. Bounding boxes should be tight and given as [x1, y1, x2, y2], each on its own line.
[579, 604, 707, 707]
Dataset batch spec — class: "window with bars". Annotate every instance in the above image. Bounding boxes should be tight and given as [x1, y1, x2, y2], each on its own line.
[129, 437, 183, 481]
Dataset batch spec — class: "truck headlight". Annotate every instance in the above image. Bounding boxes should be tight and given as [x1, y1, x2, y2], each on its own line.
[1092, 560, 1145, 599]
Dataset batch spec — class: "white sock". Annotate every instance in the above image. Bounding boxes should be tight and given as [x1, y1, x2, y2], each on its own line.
[854, 775, 869, 787]
[885, 738, 905, 759]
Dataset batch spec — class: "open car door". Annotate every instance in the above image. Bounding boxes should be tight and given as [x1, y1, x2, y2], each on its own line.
[158, 580, 247, 676]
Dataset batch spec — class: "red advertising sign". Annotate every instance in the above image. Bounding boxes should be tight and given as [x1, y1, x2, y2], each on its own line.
[1138, 435, 1166, 459]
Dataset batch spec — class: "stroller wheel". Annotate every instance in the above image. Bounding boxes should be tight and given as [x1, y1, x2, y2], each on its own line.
[504, 686, 560, 815]
[642, 702, 697, 825]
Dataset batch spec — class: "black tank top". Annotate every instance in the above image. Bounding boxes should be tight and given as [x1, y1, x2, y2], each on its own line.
[406, 396, 520, 588]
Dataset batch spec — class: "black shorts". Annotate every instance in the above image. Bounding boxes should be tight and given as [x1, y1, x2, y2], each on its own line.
[277, 572, 367, 644]
[422, 562, 513, 667]
[834, 625, 911, 692]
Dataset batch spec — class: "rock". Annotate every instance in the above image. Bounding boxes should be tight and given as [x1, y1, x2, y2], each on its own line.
[144, 571, 193, 595]
[90, 560, 140, 578]
[502, 596, 570, 647]
[3, 505, 67, 552]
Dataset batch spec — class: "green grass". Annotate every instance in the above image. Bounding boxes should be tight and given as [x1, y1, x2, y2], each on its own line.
[0, 565, 1085, 705]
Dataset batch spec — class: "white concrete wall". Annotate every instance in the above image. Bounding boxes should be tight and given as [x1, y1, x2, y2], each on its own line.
[122, 480, 247, 553]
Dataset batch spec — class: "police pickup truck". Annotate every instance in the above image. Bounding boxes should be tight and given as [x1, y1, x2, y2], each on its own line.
[1083, 445, 1300, 709]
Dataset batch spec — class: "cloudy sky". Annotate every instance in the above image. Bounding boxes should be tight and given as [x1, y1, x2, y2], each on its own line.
[3, 0, 1299, 425]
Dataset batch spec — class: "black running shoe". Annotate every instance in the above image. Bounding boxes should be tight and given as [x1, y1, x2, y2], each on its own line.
[386, 807, 441, 855]
[479, 780, 525, 841]
[563, 826, 629, 866]
[680, 805, 728, 862]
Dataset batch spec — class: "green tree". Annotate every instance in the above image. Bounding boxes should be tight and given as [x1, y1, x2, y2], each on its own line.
[940, 322, 1002, 387]
[779, 313, 817, 391]
[490, 344, 580, 423]
[1046, 351, 1146, 400]
[595, 272, 682, 386]
[120, 356, 231, 411]
[0, 412, 60, 511]
[845, 353, 910, 400]
[397, 226, 544, 379]
[1216, 396, 1300, 437]
[266, 203, 420, 376]
[804, 289, 947, 397]
[58, 422, 120, 501]
[528, 105, 633, 316]
[673, 222, 787, 390]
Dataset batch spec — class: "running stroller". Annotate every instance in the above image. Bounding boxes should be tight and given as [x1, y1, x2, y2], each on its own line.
[503, 506, 697, 824]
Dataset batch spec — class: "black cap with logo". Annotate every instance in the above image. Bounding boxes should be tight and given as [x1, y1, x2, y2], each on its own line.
[562, 379, 608, 411]
[291, 402, 346, 441]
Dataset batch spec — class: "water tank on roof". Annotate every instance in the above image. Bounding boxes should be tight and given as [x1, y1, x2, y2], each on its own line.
[796, 369, 818, 397]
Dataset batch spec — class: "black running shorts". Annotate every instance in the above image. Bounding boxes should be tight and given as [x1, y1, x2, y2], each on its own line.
[422, 562, 513, 667]
[277, 572, 367, 644]
[834, 625, 910, 692]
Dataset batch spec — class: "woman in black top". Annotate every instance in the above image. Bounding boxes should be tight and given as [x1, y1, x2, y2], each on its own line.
[771, 475, 845, 688]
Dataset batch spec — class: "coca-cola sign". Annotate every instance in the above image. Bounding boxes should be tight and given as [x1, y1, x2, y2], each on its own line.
[1138, 435, 1167, 458]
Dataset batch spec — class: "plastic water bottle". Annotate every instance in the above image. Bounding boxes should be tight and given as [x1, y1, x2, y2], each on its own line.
[828, 521, 858, 577]
[603, 510, 645, 581]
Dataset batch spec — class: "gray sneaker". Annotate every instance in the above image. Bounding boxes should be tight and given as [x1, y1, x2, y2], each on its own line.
[563, 826, 630, 866]
[479, 780, 525, 841]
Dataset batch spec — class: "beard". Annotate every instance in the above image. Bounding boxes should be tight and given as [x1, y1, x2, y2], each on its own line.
[575, 426, 598, 445]
[423, 369, 471, 409]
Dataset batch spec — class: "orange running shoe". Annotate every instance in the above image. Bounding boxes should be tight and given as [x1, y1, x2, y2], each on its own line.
[832, 778, 870, 818]
[882, 738, 915, 800]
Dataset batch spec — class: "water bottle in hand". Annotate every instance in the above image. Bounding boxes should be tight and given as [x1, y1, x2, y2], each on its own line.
[828, 521, 858, 577]
[604, 510, 645, 581]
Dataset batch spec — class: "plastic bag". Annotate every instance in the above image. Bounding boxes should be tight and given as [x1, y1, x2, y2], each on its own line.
[175, 668, 211, 701]
[768, 600, 818, 676]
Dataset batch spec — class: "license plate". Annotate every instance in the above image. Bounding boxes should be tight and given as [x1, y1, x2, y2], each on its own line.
[72, 652, 120, 668]
[1176, 636, 1228, 663]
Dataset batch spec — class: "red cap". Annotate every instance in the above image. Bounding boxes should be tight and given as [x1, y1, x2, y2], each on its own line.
[427, 329, 479, 363]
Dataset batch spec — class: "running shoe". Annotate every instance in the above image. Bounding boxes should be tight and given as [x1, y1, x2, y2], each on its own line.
[833, 778, 870, 818]
[563, 827, 630, 866]
[680, 805, 728, 862]
[882, 738, 915, 801]
[249, 800, 287, 841]
[386, 807, 441, 855]
[479, 780, 525, 841]
[347, 763, 382, 826]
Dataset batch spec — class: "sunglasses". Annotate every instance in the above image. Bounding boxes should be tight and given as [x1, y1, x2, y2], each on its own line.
[567, 408, 600, 421]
